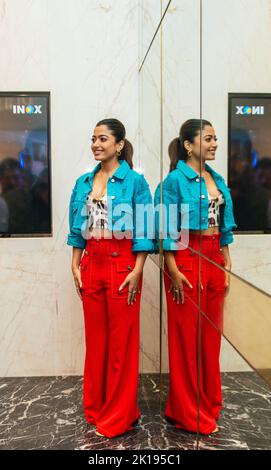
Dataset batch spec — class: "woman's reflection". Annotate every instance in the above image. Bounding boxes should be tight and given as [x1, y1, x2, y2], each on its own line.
[155, 119, 236, 434]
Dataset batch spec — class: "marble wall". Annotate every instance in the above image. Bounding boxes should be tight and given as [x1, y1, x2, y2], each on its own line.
[162, 0, 271, 296]
[201, 0, 271, 296]
[140, 0, 271, 372]
[0, 0, 270, 376]
[0, 0, 142, 376]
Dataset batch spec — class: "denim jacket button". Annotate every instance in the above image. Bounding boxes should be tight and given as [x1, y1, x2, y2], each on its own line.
[111, 251, 119, 257]
[200, 194, 205, 199]
[111, 195, 115, 199]
[196, 178, 200, 182]
[111, 178, 115, 183]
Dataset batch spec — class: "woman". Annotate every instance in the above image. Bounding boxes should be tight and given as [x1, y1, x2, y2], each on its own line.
[68, 118, 154, 438]
[155, 119, 236, 434]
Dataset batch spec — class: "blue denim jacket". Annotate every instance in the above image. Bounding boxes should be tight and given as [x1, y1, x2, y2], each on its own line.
[154, 160, 237, 250]
[67, 159, 154, 252]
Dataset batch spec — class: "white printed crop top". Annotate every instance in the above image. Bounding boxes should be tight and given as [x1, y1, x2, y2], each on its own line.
[86, 193, 108, 232]
[208, 192, 224, 227]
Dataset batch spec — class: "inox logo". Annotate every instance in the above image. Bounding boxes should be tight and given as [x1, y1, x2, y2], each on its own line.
[236, 105, 264, 115]
[12, 104, 42, 114]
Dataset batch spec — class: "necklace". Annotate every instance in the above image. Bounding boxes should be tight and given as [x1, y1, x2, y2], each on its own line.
[90, 163, 119, 200]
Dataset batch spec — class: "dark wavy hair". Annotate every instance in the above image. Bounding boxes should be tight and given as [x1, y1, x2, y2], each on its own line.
[168, 119, 212, 171]
[96, 118, 133, 169]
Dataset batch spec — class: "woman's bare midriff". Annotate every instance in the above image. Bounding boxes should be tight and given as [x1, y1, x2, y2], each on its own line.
[190, 227, 220, 236]
[88, 228, 133, 239]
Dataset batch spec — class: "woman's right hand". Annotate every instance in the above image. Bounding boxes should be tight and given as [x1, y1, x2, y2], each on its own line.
[72, 266, 82, 300]
[168, 269, 193, 304]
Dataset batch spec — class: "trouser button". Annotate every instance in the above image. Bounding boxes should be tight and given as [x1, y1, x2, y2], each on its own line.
[111, 251, 119, 257]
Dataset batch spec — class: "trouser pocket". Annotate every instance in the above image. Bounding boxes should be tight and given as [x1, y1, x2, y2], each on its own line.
[111, 259, 137, 299]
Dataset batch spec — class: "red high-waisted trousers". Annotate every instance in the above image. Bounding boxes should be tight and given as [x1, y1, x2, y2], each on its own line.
[81, 237, 142, 438]
[164, 233, 226, 434]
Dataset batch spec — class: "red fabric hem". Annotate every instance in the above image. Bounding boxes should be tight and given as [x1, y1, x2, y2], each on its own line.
[165, 414, 216, 436]
[96, 415, 140, 439]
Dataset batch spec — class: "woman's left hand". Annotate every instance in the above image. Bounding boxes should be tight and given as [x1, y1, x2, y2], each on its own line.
[119, 270, 141, 305]
[221, 246, 232, 297]
[223, 262, 232, 296]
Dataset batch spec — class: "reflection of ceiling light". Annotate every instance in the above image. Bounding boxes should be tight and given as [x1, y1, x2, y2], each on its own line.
[134, 164, 144, 174]
[83, 165, 94, 174]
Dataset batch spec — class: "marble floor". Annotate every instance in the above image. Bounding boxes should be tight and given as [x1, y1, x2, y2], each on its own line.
[0, 372, 270, 450]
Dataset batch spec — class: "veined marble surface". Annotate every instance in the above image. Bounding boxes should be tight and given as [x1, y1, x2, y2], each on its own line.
[139, 0, 271, 373]
[0, 0, 270, 378]
[0, 372, 270, 450]
[0, 0, 142, 377]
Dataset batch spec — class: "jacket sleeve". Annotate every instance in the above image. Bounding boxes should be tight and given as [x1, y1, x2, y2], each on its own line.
[154, 183, 161, 253]
[156, 175, 180, 251]
[67, 183, 87, 250]
[219, 184, 237, 247]
[220, 230, 234, 246]
[132, 174, 155, 252]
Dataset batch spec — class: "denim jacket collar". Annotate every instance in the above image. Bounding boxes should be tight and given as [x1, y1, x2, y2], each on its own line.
[83, 159, 130, 183]
[176, 160, 223, 181]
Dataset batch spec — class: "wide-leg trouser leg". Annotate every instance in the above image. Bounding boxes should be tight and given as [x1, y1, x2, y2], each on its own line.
[200, 252, 225, 421]
[82, 287, 109, 424]
[96, 290, 141, 437]
[164, 233, 225, 434]
[164, 269, 202, 431]
[81, 237, 141, 438]
[164, 258, 217, 434]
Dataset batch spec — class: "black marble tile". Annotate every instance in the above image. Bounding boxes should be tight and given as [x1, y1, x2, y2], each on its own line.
[0, 373, 270, 450]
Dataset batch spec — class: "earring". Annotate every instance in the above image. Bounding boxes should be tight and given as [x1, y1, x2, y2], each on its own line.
[187, 149, 192, 158]
[116, 150, 122, 157]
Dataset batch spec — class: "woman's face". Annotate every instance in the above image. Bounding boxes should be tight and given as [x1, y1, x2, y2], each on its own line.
[186, 125, 218, 162]
[91, 125, 124, 162]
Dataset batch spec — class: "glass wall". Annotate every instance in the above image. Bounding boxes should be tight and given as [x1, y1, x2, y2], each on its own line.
[139, 0, 271, 448]
[138, 0, 162, 378]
